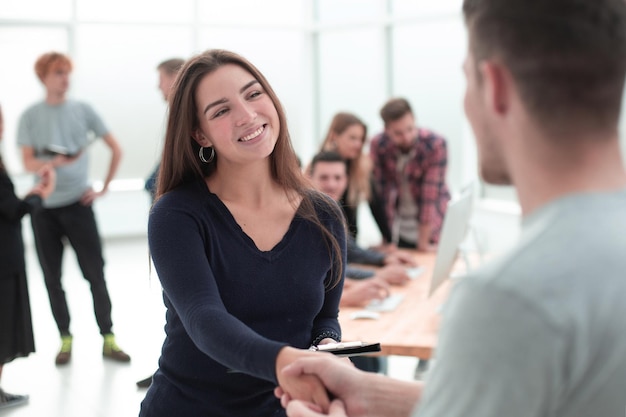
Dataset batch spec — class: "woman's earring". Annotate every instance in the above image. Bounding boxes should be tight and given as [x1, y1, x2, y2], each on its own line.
[199, 146, 215, 163]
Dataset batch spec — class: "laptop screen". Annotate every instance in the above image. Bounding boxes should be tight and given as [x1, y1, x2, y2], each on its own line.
[428, 186, 474, 296]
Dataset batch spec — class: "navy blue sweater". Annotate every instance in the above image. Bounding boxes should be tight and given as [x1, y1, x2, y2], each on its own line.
[140, 180, 346, 417]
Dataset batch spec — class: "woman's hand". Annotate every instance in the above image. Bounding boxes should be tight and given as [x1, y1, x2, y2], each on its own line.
[277, 354, 372, 417]
[276, 347, 331, 413]
[29, 164, 56, 199]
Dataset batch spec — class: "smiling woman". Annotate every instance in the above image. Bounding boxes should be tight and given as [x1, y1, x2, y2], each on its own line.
[140, 49, 348, 417]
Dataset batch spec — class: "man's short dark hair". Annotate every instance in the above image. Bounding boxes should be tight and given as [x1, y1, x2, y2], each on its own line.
[463, 0, 626, 134]
[310, 151, 347, 175]
[157, 58, 185, 75]
[379, 98, 413, 125]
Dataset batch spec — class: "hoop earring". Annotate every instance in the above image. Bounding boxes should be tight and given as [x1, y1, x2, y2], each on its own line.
[199, 146, 215, 163]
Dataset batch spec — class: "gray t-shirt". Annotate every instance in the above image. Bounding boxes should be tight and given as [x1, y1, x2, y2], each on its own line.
[415, 189, 626, 417]
[17, 100, 108, 208]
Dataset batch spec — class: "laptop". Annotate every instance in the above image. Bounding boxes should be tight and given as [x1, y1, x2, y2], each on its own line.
[428, 185, 475, 297]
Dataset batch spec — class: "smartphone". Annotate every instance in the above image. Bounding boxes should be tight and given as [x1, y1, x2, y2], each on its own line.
[313, 341, 381, 357]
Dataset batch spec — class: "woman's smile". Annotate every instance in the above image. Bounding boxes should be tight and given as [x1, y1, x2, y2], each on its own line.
[239, 124, 266, 142]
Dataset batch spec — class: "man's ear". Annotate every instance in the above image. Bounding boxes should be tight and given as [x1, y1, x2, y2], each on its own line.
[480, 60, 509, 116]
[192, 130, 212, 147]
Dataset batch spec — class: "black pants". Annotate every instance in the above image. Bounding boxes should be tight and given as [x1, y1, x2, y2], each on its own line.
[31, 202, 113, 336]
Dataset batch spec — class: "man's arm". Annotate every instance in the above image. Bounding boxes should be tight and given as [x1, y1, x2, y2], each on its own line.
[417, 223, 434, 252]
[80, 132, 122, 205]
[21, 146, 79, 172]
[99, 132, 122, 193]
[417, 136, 448, 251]
[347, 235, 386, 266]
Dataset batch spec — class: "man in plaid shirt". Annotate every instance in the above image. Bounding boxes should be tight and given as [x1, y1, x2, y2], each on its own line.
[370, 98, 450, 252]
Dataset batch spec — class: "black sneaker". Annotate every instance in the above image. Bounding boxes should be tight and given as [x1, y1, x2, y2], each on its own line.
[136, 374, 153, 388]
[0, 388, 29, 409]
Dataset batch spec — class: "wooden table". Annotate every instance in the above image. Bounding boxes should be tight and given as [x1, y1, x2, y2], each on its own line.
[338, 252, 453, 359]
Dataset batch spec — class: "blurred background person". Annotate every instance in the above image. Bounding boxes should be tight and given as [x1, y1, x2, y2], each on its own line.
[144, 57, 185, 203]
[16, 52, 130, 365]
[308, 150, 416, 279]
[308, 149, 419, 374]
[316, 112, 393, 249]
[137, 56, 185, 389]
[369, 98, 451, 378]
[370, 98, 450, 253]
[0, 103, 55, 409]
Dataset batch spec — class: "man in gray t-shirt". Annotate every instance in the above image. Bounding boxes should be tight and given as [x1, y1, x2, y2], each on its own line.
[17, 51, 130, 366]
[275, 1, 626, 416]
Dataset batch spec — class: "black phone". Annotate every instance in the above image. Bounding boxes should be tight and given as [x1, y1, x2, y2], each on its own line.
[313, 341, 381, 357]
[43, 144, 79, 158]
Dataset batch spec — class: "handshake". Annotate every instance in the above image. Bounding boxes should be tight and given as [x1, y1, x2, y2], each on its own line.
[274, 345, 422, 417]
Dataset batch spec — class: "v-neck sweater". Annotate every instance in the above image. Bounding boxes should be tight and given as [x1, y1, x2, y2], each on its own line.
[142, 179, 346, 417]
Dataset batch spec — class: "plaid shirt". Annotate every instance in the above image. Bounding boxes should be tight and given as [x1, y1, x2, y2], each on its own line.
[370, 128, 450, 243]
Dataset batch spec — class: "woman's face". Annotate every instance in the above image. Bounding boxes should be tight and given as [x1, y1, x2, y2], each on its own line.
[194, 64, 280, 166]
[333, 123, 365, 161]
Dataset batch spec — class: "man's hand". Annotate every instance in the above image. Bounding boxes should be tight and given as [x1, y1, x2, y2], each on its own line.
[341, 279, 389, 307]
[80, 187, 105, 206]
[384, 251, 418, 267]
[374, 265, 411, 286]
[369, 242, 397, 254]
[278, 354, 370, 417]
[416, 242, 437, 253]
[286, 399, 349, 417]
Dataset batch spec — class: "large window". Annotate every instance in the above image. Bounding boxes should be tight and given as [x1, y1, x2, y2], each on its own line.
[0, 0, 309, 181]
[2, 0, 624, 205]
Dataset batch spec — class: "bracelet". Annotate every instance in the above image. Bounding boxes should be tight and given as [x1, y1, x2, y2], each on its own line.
[311, 330, 341, 347]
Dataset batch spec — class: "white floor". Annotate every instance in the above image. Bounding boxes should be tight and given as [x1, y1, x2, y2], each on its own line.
[1, 236, 418, 417]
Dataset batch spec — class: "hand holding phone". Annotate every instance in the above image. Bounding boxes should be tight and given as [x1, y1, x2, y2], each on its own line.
[44, 144, 80, 158]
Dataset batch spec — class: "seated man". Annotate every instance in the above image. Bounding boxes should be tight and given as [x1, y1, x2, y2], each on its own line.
[309, 151, 417, 287]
